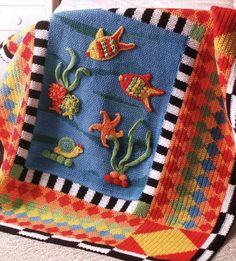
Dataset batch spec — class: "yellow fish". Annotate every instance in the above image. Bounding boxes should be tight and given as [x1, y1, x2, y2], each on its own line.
[86, 26, 135, 61]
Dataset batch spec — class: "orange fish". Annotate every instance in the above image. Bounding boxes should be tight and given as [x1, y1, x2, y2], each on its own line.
[86, 26, 135, 61]
[119, 73, 165, 112]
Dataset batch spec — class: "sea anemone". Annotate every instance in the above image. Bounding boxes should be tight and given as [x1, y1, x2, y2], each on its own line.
[60, 94, 80, 120]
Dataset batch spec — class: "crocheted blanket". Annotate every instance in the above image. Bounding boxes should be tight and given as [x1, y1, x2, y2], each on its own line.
[0, 6, 235, 261]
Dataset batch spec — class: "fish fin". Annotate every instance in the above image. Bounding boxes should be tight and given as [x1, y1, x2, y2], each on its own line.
[112, 26, 124, 41]
[143, 98, 153, 112]
[142, 74, 152, 82]
[150, 87, 166, 96]
[95, 28, 105, 39]
[118, 42, 136, 51]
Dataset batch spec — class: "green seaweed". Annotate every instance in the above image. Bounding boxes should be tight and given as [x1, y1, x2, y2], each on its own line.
[33, 134, 58, 145]
[107, 119, 152, 174]
[55, 48, 91, 92]
[93, 91, 139, 109]
[55, 15, 154, 42]
[56, 15, 98, 37]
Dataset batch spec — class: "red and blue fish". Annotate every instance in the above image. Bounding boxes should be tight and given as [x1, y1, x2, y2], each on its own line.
[119, 73, 165, 112]
[86, 26, 135, 61]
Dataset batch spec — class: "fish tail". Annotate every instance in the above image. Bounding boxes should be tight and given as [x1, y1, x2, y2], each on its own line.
[143, 98, 153, 112]
[118, 42, 136, 51]
[112, 26, 124, 41]
[149, 87, 166, 96]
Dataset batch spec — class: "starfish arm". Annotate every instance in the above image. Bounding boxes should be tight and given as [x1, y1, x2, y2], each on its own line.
[101, 133, 109, 148]
[115, 130, 124, 138]
[100, 111, 110, 124]
[89, 124, 102, 131]
[111, 113, 121, 126]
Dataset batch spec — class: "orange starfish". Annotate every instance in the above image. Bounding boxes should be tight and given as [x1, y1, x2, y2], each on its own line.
[89, 111, 124, 148]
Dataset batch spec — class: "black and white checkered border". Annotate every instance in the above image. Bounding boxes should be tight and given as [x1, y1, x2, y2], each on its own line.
[14, 9, 201, 215]
[226, 58, 236, 142]
[0, 40, 14, 63]
[0, 221, 158, 261]
[1, 160, 236, 261]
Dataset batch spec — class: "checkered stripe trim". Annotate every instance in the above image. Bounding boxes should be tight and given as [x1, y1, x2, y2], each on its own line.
[16, 166, 133, 212]
[191, 159, 236, 261]
[0, 221, 153, 261]
[226, 58, 236, 137]
[0, 41, 13, 63]
[14, 9, 200, 215]
[15, 20, 49, 167]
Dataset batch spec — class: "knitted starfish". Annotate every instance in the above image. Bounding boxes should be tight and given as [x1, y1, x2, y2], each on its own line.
[89, 111, 124, 148]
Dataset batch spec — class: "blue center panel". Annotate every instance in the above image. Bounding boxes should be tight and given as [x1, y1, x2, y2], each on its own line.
[26, 9, 187, 200]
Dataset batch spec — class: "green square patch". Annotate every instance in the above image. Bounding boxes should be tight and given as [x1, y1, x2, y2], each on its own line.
[134, 202, 151, 217]
[10, 164, 24, 180]
[209, 72, 219, 86]
[190, 24, 205, 41]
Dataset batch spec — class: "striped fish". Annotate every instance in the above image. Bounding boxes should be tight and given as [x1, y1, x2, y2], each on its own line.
[119, 73, 165, 112]
[86, 26, 135, 61]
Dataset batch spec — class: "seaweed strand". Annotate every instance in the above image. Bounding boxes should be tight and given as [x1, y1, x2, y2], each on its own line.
[118, 119, 142, 169]
[55, 62, 63, 85]
[67, 67, 91, 92]
[107, 135, 120, 172]
[62, 48, 77, 88]
[122, 130, 151, 173]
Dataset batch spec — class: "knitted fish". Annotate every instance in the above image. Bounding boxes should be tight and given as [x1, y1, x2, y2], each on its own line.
[119, 73, 166, 112]
[85, 26, 135, 61]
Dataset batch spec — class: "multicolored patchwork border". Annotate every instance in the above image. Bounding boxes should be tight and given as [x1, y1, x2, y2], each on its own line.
[192, 159, 236, 260]
[0, 158, 236, 261]
[10, 8, 204, 217]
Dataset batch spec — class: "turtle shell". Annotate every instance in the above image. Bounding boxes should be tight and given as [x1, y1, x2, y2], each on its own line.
[58, 137, 76, 153]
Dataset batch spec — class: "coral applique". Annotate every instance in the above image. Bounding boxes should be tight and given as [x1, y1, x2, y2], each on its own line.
[48, 83, 68, 113]
[48, 48, 91, 120]
[104, 119, 152, 188]
[119, 73, 165, 112]
[42, 137, 84, 168]
[60, 94, 80, 120]
[89, 111, 124, 148]
[85, 26, 135, 61]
